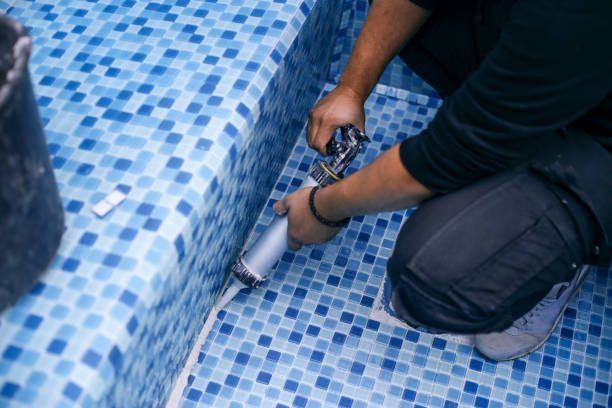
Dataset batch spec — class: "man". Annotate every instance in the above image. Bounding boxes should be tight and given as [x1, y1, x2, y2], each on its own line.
[273, 0, 611, 360]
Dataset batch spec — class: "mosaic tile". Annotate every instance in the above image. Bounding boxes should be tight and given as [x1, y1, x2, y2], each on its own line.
[0, 0, 343, 406]
[329, 0, 439, 99]
[0, 1, 13, 13]
[180, 82, 611, 408]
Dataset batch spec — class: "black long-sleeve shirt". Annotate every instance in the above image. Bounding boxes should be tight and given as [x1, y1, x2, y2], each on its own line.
[400, 0, 612, 263]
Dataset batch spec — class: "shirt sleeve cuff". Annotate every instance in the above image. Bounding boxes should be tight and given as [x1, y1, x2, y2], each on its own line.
[409, 0, 439, 10]
[399, 134, 449, 194]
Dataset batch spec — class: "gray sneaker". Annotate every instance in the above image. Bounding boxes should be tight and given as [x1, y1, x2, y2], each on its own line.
[474, 265, 590, 361]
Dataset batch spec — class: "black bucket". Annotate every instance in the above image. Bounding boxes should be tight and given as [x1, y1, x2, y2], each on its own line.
[0, 15, 64, 311]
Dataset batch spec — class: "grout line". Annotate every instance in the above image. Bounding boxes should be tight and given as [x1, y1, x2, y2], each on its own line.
[165, 97, 311, 407]
[164, 309, 220, 408]
[164, 277, 232, 408]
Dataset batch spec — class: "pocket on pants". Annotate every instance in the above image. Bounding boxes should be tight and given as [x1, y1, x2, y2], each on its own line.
[405, 173, 545, 292]
[447, 213, 574, 320]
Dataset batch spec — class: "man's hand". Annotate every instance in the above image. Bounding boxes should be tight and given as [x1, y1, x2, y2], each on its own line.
[305, 0, 430, 156]
[307, 84, 366, 156]
[272, 145, 432, 251]
[273, 187, 342, 251]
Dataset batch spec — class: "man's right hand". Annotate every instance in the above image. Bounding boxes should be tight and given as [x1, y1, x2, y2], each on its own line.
[306, 0, 430, 156]
[307, 84, 366, 156]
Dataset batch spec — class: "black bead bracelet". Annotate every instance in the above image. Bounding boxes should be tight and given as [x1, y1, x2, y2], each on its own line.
[308, 186, 350, 228]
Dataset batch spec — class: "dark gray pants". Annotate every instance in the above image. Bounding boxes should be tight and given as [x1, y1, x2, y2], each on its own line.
[388, 168, 596, 333]
[387, 0, 599, 333]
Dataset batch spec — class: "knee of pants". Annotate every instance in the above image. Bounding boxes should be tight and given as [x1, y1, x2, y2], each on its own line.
[389, 269, 507, 333]
[386, 232, 450, 295]
[387, 249, 514, 333]
[387, 250, 464, 331]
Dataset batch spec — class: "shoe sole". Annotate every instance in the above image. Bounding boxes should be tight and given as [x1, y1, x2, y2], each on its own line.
[479, 265, 590, 361]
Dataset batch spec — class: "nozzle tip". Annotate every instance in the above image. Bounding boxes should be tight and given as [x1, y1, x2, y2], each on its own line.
[231, 257, 266, 288]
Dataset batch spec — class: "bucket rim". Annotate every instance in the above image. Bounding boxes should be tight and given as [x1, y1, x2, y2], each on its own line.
[0, 14, 31, 110]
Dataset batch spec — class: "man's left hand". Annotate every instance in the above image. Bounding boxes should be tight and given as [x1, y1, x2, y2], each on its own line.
[273, 187, 342, 251]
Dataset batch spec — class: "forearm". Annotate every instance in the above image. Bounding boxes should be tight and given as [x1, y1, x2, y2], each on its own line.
[340, 0, 431, 99]
[316, 144, 432, 220]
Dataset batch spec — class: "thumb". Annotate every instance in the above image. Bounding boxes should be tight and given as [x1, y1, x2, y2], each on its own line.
[273, 197, 288, 216]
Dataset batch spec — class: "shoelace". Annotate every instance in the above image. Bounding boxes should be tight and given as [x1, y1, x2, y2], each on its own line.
[511, 283, 569, 330]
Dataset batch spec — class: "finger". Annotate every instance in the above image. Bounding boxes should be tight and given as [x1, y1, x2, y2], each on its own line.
[315, 122, 339, 156]
[287, 235, 301, 251]
[307, 108, 316, 144]
[307, 116, 321, 150]
[273, 198, 288, 216]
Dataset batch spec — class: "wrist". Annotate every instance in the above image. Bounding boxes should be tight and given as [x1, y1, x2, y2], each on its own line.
[337, 77, 369, 104]
[313, 184, 350, 222]
[309, 186, 350, 227]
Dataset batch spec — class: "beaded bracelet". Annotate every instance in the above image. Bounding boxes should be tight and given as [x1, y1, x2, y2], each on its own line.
[308, 186, 350, 228]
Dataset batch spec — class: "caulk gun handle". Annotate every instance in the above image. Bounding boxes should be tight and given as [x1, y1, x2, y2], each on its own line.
[325, 136, 340, 157]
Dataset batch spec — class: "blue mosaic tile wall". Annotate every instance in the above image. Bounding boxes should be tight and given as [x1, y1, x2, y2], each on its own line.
[179, 83, 612, 408]
[329, 0, 438, 98]
[0, 0, 342, 406]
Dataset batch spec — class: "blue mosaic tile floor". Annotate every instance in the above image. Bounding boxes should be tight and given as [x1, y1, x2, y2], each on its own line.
[179, 83, 612, 408]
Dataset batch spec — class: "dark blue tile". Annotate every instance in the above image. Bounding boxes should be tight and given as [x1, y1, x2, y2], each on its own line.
[82, 350, 102, 368]
[310, 350, 325, 363]
[0, 382, 19, 398]
[47, 339, 67, 355]
[103, 254, 121, 268]
[350, 362, 365, 375]
[119, 228, 137, 241]
[23, 315, 43, 330]
[284, 379, 298, 392]
[62, 258, 80, 273]
[339, 396, 353, 408]
[234, 352, 249, 365]
[126, 316, 138, 335]
[257, 371, 272, 384]
[288, 331, 302, 344]
[119, 290, 137, 307]
[293, 396, 307, 407]
[63, 382, 82, 401]
[464, 381, 478, 394]
[224, 375, 239, 388]
[315, 376, 330, 390]
[114, 158, 132, 171]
